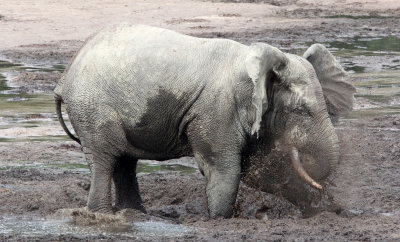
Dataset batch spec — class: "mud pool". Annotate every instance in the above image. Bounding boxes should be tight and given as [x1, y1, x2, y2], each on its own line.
[0, 29, 400, 240]
[0, 216, 194, 239]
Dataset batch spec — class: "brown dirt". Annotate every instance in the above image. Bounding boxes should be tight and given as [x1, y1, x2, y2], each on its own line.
[2, 115, 399, 241]
[1, 0, 400, 241]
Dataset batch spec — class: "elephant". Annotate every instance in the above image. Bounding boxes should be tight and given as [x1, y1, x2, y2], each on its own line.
[54, 24, 355, 219]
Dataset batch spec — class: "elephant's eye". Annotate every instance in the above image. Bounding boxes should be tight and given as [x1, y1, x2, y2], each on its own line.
[292, 104, 311, 116]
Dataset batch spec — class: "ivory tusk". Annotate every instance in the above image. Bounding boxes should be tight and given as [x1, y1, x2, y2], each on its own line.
[290, 147, 323, 190]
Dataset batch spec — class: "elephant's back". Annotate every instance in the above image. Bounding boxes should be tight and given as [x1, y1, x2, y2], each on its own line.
[61, 24, 247, 103]
[63, 23, 243, 79]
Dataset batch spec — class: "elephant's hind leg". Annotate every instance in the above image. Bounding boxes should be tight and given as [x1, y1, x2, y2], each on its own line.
[113, 155, 146, 213]
[85, 150, 115, 214]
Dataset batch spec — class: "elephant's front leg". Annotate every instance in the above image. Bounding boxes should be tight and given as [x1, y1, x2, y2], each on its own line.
[206, 163, 241, 218]
[186, 116, 245, 218]
[195, 152, 241, 219]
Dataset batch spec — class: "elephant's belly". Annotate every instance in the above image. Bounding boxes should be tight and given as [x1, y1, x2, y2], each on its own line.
[118, 88, 196, 160]
[125, 127, 193, 161]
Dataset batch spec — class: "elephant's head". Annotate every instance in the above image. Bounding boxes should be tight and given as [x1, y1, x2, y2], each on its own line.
[241, 43, 355, 211]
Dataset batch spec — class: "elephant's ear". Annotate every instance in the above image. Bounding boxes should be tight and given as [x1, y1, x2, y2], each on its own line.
[303, 44, 356, 119]
[245, 43, 288, 136]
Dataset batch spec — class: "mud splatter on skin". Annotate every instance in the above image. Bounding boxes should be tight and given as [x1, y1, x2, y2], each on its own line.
[241, 139, 340, 217]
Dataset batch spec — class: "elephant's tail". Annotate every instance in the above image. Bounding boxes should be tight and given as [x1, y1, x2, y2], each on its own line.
[55, 95, 81, 144]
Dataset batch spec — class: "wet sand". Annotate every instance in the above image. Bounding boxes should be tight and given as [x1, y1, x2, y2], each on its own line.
[1, 0, 400, 240]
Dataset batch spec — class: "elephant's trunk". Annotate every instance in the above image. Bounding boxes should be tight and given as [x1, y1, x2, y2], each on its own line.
[286, 109, 339, 189]
[300, 112, 340, 183]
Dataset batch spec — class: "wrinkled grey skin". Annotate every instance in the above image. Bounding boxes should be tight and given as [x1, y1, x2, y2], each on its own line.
[55, 24, 355, 218]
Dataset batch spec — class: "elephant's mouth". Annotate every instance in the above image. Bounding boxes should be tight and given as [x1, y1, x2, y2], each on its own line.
[290, 146, 323, 190]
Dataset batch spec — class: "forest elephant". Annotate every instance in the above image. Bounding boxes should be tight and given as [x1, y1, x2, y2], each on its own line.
[54, 24, 355, 218]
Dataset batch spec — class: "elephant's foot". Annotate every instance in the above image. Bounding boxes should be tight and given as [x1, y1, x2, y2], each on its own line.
[113, 202, 147, 214]
[206, 172, 241, 219]
[84, 148, 115, 215]
[87, 202, 114, 214]
[113, 156, 146, 213]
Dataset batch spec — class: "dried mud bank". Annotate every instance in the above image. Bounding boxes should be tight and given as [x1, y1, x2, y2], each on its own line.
[1, 1, 400, 241]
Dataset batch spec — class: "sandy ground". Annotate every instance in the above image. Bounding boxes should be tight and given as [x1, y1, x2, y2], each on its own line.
[1, 0, 400, 241]
[1, 0, 400, 51]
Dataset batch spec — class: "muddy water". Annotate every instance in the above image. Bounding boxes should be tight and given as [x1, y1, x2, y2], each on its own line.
[0, 61, 67, 142]
[322, 36, 400, 73]
[349, 70, 400, 119]
[0, 216, 194, 239]
[320, 36, 400, 119]
[0, 162, 197, 174]
[0, 35, 399, 238]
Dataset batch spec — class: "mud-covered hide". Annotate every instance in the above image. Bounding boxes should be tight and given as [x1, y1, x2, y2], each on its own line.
[241, 141, 339, 217]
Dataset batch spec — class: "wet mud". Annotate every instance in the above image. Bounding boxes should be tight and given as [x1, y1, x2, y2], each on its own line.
[1, 1, 400, 241]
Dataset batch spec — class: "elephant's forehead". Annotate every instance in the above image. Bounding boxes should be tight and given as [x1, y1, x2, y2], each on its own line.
[281, 54, 320, 106]
[284, 54, 317, 85]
